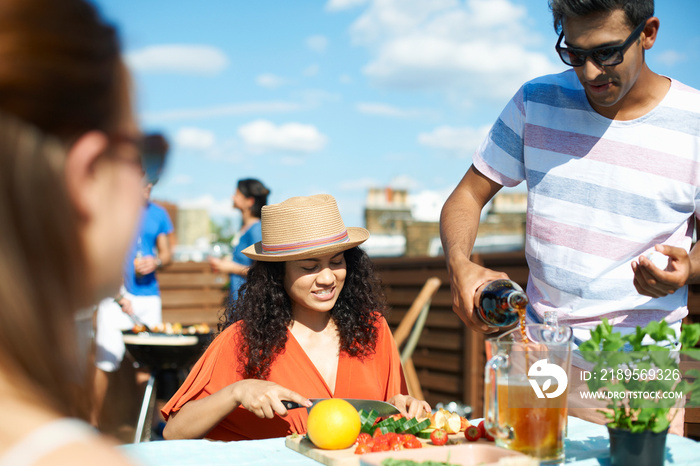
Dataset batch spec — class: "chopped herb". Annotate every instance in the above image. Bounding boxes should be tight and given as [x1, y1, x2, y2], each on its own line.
[380, 459, 460, 466]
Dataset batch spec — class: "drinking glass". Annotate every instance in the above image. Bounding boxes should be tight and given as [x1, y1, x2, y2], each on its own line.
[210, 243, 226, 285]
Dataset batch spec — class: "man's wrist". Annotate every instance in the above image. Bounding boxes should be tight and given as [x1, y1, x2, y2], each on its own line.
[156, 257, 163, 269]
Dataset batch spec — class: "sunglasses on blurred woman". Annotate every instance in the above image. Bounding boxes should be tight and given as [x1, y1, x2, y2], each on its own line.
[111, 133, 169, 184]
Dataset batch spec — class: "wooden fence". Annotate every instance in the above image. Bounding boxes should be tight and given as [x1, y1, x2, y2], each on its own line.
[156, 252, 530, 417]
[105, 253, 700, 440]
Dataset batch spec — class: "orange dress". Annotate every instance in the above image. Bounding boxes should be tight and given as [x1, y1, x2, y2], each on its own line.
[161, 317, 407, 441]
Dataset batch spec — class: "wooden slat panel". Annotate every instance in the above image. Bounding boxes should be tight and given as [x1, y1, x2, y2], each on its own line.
[159, 273, 227, 288]
[162, 289, 227, 307]
[424, 311, 463, 329]
[384, 288, 452, 307]
[377, 269, 450, 286]
[161, 262, 217, 273]
[162, 308, 221, 326]
[418, 372, 461, 393]
[412, 352, 461, 372]
[418, 333, 462, 351]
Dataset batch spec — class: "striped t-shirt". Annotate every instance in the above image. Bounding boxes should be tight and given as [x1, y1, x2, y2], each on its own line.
[474, 69, 700, 331]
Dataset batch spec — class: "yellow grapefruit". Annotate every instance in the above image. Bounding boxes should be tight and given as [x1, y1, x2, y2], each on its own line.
[306, 399, 361, 450]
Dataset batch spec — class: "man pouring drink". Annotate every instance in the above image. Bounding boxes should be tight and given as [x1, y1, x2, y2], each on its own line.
[440, 0, 700, 446]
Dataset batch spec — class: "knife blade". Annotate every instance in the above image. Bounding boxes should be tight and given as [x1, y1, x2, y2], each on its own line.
[282, 398, 400, 416]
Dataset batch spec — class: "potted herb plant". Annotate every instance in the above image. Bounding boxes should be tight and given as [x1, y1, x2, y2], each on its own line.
[578, 319, 700, 466]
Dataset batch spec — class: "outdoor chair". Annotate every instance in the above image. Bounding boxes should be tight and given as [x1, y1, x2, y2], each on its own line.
[392, 276, 442, 401]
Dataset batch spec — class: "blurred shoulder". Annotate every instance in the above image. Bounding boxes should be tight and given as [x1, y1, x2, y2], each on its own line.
[34, 436, 134, 466]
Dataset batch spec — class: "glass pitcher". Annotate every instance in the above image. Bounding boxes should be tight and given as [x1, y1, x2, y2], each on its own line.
[484, 324, 573, 464]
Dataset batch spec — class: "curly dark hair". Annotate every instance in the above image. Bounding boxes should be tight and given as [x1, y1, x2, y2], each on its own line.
[219, 246, 386, 379]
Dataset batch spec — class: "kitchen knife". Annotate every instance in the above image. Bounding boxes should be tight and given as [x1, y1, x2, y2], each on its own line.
[282, 398, 400, 416]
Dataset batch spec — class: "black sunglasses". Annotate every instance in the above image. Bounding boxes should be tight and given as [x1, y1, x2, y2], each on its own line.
[555, 18, 649, 68]
[112, 133, 169, 184]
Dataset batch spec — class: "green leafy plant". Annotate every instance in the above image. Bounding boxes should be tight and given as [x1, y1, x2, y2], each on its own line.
[579, 319, 700, 433]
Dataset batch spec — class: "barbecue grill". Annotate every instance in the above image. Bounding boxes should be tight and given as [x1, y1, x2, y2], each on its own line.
[122, 330, 213, 442]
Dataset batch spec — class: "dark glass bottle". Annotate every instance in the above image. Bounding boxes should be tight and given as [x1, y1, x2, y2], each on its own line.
[474, 279, 528, 327]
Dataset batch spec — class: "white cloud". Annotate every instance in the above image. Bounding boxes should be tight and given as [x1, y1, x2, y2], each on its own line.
[126, 44, 229, 76]
[307, 35, 329, 53]
[142, 101, 302, 123]
[325, 0, 369, 11]
[389, 174, 420, 190]
[655, 50, 685, 67]
[356, 102, 435, 118]
[304, 64, 320, 76]
[349, 0, 562, 99]
[339, 74, 354, 84]
[256, 73, 287, 88]
[338, 177, 380, 191]
[175, 127, 216, 150]
[238, 120, 328, 153]
[294, 89, 342, 106]
[280, 156, 307, 166]
[409, 189, 451, 222]
[418, 124, 491, 156]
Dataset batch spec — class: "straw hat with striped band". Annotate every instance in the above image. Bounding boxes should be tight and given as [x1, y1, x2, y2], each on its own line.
[242, 194, 369, 262]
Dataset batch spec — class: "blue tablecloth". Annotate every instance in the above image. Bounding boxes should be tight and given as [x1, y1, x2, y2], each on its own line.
[120, 416, 699, 465]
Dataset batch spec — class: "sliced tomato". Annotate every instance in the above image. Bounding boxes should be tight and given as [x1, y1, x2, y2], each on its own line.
[371, 441, 391, 452]
[354, 443, 371, 454]
[402, 435, 423, 449]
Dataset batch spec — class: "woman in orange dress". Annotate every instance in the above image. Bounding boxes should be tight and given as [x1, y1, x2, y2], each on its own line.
[162, 194, 430, 440]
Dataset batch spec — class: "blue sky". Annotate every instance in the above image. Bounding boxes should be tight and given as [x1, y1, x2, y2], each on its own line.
[92, 0, 700, 230]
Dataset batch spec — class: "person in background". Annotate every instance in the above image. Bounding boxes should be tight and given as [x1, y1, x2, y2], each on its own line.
[162, 195, 430, 441]
[0, 0, 168, 463]
[92, 181, 175, 426]
[209, 178, 270, 302]
[439, 0, 699, 434]
[125, 181, 175, 327]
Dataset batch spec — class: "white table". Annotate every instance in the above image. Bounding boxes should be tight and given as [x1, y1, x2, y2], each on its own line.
[120, 416, 700, 465]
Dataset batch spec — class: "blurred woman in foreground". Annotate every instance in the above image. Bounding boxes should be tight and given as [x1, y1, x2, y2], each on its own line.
[0, 0, 167, 463]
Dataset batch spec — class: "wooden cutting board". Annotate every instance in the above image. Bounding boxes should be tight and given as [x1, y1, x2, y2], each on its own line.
[285, 432, 487, 466]
[285, 435, 360, 466]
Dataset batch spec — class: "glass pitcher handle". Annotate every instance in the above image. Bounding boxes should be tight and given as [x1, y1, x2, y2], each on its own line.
[484, 354, 512, 440]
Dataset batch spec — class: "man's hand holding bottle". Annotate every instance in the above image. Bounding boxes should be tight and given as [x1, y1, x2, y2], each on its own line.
[446, 254, 510, 334]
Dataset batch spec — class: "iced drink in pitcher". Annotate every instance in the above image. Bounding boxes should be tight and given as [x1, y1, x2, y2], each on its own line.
[484, 324, 573, 464]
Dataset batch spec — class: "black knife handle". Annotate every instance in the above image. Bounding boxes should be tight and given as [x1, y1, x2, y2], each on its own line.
[282, 400, 303, 410]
